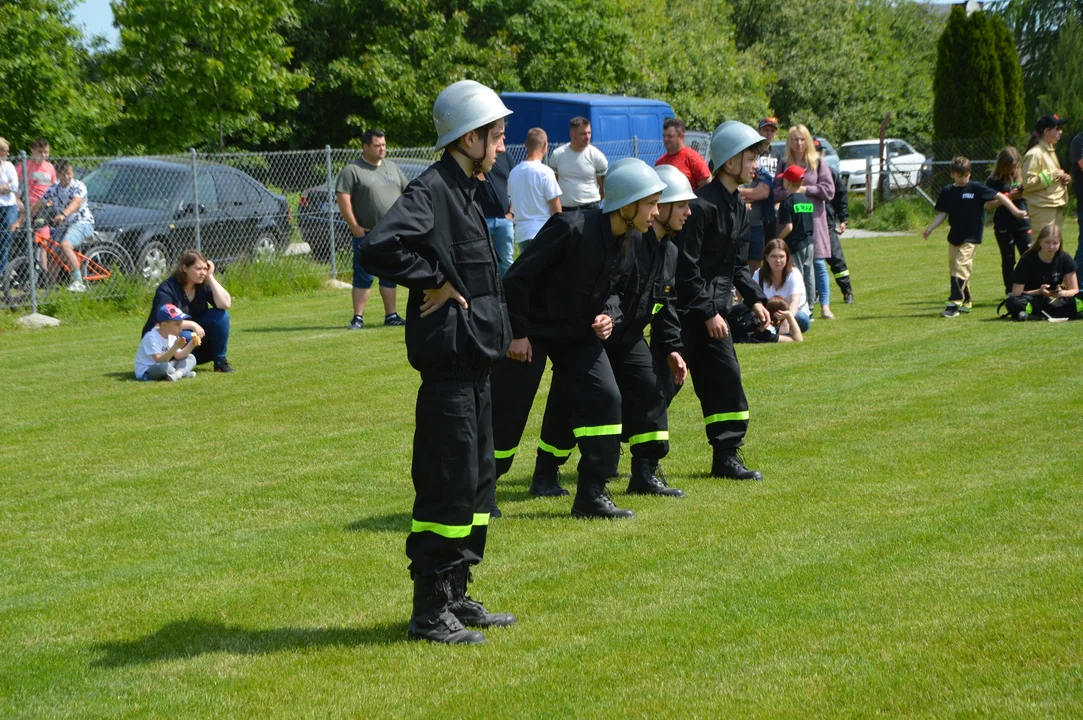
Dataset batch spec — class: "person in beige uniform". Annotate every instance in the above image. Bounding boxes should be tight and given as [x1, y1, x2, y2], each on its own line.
[1022, 114, 1072, 232]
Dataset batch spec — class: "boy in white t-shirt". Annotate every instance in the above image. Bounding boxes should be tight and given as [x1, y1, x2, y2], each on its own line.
[135, 304, 200, 381]
[507, 128, 562, 248]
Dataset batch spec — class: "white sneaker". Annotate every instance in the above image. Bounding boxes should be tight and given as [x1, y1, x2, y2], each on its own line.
[166, 370, 184, 381]
[184, 370, 197, 378]
[68, 280, 87, 292]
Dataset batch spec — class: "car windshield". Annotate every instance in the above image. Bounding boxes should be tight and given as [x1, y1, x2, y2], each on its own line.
[839, 144, 881, 161]
[84, 164, 185, 210]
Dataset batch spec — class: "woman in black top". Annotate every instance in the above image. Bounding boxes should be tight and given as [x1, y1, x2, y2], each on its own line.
[986, 146, 1032, 296]
[1005, 225, 1080, 321]
[141, 249, 234, 371]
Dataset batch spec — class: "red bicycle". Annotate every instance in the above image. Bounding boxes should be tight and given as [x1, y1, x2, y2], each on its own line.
[4, 215, 133, 305]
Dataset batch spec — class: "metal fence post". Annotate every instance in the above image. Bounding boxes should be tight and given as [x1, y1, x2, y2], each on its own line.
[633, 136, 639, 159]
[884, 159, 892, 203]
[865, 156, 874, 215]
[189, 148, 201, 252]
[326, 145, 336, 277]
[19, 152, 38, 314]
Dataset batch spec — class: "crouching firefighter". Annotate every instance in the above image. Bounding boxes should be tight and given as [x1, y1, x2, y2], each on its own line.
[673, 121, 771, 480]
[491, 158, 666, 518]
[358, 80, 516, 645]
[531, 162, 692, 498]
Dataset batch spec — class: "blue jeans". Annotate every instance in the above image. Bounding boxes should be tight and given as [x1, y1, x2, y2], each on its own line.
[180, 307, 230, 364]
[0, 205, 17, 280]
[487, 217, 514, 276]
[794, 308, 812, 332]
[748, 225, 765, 262]
[814, 259, 831, 307]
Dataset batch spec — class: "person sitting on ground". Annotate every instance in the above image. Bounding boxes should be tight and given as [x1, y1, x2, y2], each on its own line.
[142, 250, 235, 372]
[1005, 224, 1081, 321]
[134, 304, 200, 381]
[729, 296, 803, 343]
[752, 238, 811, 332]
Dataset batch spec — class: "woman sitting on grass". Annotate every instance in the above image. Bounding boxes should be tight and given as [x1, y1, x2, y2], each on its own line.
[1005, 224, 1080, 321]
[752, 238, 811, 332]
[141, 250, 235, 372]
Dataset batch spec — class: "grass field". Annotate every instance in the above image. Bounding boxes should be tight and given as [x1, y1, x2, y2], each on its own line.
[2, 229, 1082, 718]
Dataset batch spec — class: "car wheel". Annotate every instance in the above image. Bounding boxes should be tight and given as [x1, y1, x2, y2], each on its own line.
[253, 232, 278, 262]
[82, 242, 134, 281]
[137, 241, 170, 283]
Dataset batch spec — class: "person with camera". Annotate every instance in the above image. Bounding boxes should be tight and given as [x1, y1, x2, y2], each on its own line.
[1005, 224, 1080, 321]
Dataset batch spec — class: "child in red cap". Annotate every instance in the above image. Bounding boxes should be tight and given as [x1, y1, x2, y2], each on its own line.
[776, 164, 816, 313]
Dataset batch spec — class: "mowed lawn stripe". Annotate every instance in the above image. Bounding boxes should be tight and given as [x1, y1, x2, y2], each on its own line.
[1, 229, 1081, 718]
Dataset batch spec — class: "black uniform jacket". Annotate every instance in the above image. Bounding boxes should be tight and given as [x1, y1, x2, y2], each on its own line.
[826, 165, 849, 229]
[607, 227, 683, 357]
[359, 151, 511, 376]
[503, 209, 626, 341]
[673, 178, 767, 322]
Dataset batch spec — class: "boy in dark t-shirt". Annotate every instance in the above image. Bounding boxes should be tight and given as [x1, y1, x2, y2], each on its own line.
[923, 156, 1027, 317]
[777, 165, 815, 253]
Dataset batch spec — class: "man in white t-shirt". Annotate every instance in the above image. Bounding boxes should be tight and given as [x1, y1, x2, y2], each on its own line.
[547, 117, 608, 211]
[507, 128, 562, 248]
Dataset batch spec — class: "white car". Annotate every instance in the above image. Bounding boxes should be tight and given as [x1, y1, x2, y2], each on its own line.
[838, 139, 926, 192]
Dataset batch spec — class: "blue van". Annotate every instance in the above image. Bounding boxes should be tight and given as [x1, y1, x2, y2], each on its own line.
[499, 92, 675, 158]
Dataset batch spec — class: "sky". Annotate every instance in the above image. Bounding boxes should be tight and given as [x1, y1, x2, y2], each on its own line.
[71, 0, 119, 47]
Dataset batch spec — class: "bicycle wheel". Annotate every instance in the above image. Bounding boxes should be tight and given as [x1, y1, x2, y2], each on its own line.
[82, 242, 135, 281]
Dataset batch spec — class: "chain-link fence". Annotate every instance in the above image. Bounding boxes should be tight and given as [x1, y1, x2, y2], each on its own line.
[839, 137, 1030, 210]
[3, 138, 685, 311]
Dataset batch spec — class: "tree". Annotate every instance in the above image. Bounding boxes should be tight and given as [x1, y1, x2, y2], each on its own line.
[0, 0, 118, 155]
[108, 0, 310, 152]
[933, 6, 970, 142]
[1036, 15, 1083, 153]
[990, 14, 1027, 140]
[989, 0, 1083, 118]
[964, 11, 1006, 140]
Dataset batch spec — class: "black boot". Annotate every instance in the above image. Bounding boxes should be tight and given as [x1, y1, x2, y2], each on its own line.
[529, 459, 569, 497]
[407, 573, 486, 644]
[490, 500, 502, 519]
[571, 482, 635, 519]
[711, 447, 764, 481]
[627, 457, 685, 497]
[448, 565, 517, 628]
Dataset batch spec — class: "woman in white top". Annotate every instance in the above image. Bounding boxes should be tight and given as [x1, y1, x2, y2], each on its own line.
[752, 238, 811, 332]
[0, 137, 20, 284]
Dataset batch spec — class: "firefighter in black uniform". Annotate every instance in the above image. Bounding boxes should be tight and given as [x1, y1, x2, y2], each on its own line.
[531, 161, 691, 497]
[818, 139, 855, 304]
[491, 159, 667, 518]
[359, 80, 516, 645]
[673, 121, 770, 480]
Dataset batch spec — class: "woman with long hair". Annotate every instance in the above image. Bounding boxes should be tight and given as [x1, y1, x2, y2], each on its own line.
[141, 249, 235, 372]
[1021, 114, 1072, 232]
[986, 146, 1032, 296]
[1005, 224, 1080, 321]
[752, 238, 811, 331]
[773, 123, 836, 319]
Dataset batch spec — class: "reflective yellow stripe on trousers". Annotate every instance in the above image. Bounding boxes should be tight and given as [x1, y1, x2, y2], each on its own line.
[410, 520, 472, 538]
[538, 439, 574, 457]
[703, 411, 749, 425]
[628, 430, 669, 446]
[572, 424, 622, 438]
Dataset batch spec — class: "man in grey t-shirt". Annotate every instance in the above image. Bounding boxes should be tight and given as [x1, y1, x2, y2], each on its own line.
[337, 129, 409, 329]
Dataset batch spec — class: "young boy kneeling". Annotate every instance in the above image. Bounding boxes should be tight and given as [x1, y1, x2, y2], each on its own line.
[134, 303, 200, 381]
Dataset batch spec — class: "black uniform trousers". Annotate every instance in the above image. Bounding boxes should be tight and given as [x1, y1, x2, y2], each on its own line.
[1005, 293, 1083, 319]
[827, 226, 852, 295]
[994, 227, 1032, 295]
[681, 320, 749, 449]
[406, 371, 495, 577]
[492, 336, 622, 484]
[538, 337, 672, 468]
